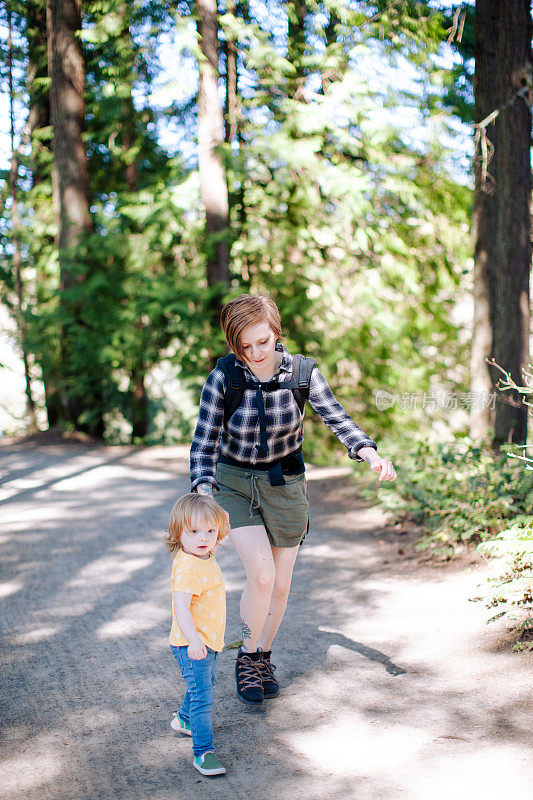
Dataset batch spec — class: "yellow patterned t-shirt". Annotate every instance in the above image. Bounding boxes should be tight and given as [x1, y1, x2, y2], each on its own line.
[169, 550, 225, 652]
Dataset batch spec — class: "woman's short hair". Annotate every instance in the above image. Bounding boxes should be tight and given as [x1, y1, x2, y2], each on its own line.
[165, 493, 230, 555]
[220, 294, 282, 359]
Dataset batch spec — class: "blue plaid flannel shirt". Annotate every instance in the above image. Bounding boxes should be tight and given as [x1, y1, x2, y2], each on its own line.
[190, 344, 377, 489]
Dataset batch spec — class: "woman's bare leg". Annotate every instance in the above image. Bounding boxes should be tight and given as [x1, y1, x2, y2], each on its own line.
[230, 525, 275, 652]
[257, 544, 300, 651]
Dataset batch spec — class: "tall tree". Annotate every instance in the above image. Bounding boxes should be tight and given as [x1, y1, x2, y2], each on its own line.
[282, 0, 314, 353]
[224, 0, 238, 146]
[470, 0, 498, 440]
[222, 0, 249, 240]
[46, 0, 99, 433]
[26, 0, 62, 428]
[196, 0, 230, 319]
[46, 0, 92, 268]
[7, 3, 37, 426]
[493, 0, 531, 446]
[118, 3, 148, 441]
[27, 0, 51, 185]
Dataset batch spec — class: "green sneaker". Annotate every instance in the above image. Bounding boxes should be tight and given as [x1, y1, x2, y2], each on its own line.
[170, 713, 192, 736]
[193, 751, 226, 777]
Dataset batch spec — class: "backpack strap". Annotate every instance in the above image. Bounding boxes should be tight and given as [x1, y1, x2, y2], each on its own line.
[290, 355, 315, 412]
[217, 352, 316, 422]
[217, 354, 247, 424]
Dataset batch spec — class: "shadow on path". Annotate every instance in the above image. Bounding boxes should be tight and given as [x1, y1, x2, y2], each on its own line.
[0, 441, 531, 800]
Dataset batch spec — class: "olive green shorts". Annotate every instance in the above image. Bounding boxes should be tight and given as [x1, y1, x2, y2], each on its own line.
[214, 462, 309, 548]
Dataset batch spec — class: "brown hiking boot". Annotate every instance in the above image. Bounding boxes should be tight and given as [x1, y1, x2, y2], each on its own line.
[257, 649, 279, 698]
[235, 648, 264, 706]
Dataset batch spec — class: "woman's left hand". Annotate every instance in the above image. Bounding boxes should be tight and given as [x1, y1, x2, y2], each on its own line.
[370, 456, 397, 482]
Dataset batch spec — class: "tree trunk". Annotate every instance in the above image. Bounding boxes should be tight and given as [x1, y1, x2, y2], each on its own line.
[46, 0, 93, 264]
[224, 0, 247, 239]
[130, 362, 149, 441]
[196, 0, 230, 311]
[46, 0, 103, 436]
[224, 1, 238, 147]
[124, 104, 148, 440]
[493, 0, 532, 447]
[225, 0, 249, 246]
[8, 8, 37, 427]
[27, 1, 51, 183]
[285, 0, 309, 330]
[470, 0, 499, 440]
[26, 0, 62, 428]
[114, 7, 149, 441]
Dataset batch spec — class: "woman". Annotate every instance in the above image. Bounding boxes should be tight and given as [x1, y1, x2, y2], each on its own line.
[190, 294, 396, 707]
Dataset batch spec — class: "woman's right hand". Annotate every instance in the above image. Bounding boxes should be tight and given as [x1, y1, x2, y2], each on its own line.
[196, 482, 213, 495]
[188, 639, 208, 660]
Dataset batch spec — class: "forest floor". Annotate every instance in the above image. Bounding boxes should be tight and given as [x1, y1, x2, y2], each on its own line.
[0, 435, 532, 800]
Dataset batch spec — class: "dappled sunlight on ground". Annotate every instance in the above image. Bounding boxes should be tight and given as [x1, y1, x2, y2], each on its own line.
[0, 745, 65, 794]
[97, 600, 169, 639]
[1, 505, 73, 528]
[50, 464, 178, 493]
[283, 707, 531, 798]
[13, 625, 63, 645]
[289, 709, 430, 775]
[0, 579, 24, 598]
[304, 464, 352, 481]
[300, 539, 379, 560]
[113, 541, 162, 556]
[67, 555, 155, 589]
[1, 440, 532, 800]
[314, 506, 390, 533]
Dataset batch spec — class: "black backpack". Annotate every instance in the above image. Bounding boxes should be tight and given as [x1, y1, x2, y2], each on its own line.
[216, 352, 316, 424]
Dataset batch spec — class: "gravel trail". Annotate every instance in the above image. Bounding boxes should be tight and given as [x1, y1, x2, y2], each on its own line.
[1, 438, 531, 800]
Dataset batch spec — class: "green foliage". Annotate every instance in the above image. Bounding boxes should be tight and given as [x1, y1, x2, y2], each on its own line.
[226, 4, 471, 448]
[439, 3, 474, 125]
[361, 438, 533, 556]
[476, 521, 533, 650]
[0, 0, 475, 447]
[470, 369, 533, 648]
[0, 0, 213, 440]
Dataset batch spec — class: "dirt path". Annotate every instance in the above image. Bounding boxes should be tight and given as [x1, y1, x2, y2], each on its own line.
[1, 438, 531, 800]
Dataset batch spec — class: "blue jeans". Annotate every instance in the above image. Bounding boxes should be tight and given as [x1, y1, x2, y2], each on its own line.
[171, 645, 219, 757]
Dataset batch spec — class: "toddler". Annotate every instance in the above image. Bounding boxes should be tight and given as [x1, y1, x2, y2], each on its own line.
[165, 493, 230, 777]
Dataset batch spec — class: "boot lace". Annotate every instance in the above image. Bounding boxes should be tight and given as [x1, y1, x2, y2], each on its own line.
[236, 654, 263, 690]
[257, 657, 276, 680]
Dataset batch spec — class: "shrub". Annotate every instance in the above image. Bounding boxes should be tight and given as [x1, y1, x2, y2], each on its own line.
[474, 521, 533, 650]
[360, 438, 533, 556]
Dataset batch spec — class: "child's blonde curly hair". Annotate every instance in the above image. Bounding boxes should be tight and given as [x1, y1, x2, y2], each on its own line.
[165, 493, 230, 556]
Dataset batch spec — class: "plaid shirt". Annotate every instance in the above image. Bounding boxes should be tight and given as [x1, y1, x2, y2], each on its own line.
[190, 345, 377, 489]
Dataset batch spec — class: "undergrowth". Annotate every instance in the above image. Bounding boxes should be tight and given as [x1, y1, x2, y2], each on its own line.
[360, 436, 533, 647]
[360, 438, 533, 556]
[476, 521, 533, 651]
